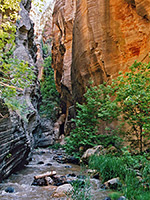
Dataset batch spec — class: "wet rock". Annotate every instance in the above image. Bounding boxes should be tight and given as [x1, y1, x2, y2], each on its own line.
[87, 169, 99, 179]
[5, 187, 15, 193]
[67, 156, 79, 164]
[93, 173, 99, 179]
[32, 178, 47, 186]
[52, 148, 79, 164]
[65, 165, 72, 168]
[45, 163, 52, 166]
[53, 155, 67, 163]
[67, 173, 76, 177]
[103, 197, 111, 200]
[52, 184, 73, 198]
[104, 177, 120, 189]
[37, 161, 44, 165]
[52, 175, 67, 186]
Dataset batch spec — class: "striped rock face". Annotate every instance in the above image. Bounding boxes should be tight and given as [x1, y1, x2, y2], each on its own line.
[0, 0, 40, 181]
[52, 0, 150, 116]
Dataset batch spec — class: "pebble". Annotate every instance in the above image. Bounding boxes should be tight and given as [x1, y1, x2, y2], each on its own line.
[65, 165, 72, 168]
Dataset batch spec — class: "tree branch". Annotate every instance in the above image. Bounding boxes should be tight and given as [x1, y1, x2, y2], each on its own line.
[0, 81, 24, 91]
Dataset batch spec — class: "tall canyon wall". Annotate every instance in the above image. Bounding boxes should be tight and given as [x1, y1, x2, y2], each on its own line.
[52, 0, 150, 126]
[0, 0, 40, 181]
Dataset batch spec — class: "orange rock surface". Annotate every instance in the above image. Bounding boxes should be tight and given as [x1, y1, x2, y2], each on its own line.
[52, 0, 150, 115]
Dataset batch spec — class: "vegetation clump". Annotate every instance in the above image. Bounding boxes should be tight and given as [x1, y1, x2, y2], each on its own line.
[65, 61, 150, 158]
[89, 151, 150, 200]
[39, 54, 60, 121]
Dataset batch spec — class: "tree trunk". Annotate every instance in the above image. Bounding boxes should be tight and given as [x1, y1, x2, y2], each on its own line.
[139, 126, 143, 154]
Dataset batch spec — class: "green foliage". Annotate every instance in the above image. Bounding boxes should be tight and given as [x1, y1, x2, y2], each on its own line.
[39, 55, 60, 120]
[6, 153, 12, 159]
[68, 178, 92, 200]
[41, 39, 52, 57]
[0, 0, 21, 50]
[89, 154, 126, 182]
[89, 153, 150, 200]
[109, 192, 123, 200]
[65, 61, 150, 157]
[114, 61, 150, 153]
[0, 0, 35, 116]
[65, 81, 122, 158]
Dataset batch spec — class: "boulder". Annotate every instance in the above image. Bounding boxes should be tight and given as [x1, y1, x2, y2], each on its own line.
[81, 145, 104, 162]
[52, 184, 73, 198]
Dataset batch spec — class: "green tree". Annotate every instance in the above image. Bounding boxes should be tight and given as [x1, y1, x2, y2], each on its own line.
[115, 61, 150, 153]
[65, 82, 121, 158]
[65, 61, 150, 157]
[0, 0, 35, 117]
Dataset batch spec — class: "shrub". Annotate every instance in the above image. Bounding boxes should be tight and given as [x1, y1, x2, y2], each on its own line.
[65, 81, 122, 158]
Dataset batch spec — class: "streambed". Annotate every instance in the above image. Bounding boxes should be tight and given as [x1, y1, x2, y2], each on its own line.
[0, 148, 108, 200]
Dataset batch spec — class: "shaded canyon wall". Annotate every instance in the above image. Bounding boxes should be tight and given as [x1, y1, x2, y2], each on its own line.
[0, 0, 40, 181]
[52, 0, 150, 131]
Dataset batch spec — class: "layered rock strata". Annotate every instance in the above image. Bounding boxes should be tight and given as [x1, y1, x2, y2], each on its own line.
[52, 0, 150, 125]
[0, 0, 40, 181]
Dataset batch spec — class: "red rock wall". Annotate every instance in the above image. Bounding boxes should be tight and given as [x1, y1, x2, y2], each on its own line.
[52, 0, 150, 115]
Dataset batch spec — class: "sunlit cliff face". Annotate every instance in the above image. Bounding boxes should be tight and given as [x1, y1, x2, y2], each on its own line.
[30, 0, 55, 39]
[52, 0, 150, 112]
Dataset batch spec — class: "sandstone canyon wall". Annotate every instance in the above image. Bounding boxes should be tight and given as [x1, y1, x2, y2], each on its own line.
[0, 0, 40, 181]
[52, 0, 150, 126]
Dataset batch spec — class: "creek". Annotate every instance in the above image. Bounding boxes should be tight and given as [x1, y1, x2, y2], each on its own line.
[0, 148, 109, 200]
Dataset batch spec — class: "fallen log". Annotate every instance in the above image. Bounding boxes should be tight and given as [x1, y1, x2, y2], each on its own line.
[34, 171, 56, 180]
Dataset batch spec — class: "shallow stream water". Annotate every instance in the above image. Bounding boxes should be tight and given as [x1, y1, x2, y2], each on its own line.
[0, 148, 108, 200]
